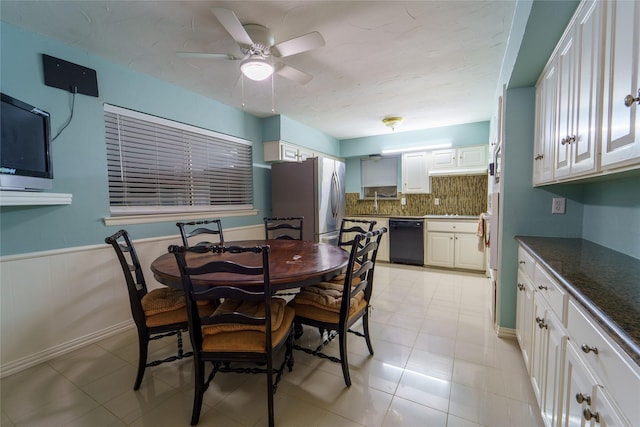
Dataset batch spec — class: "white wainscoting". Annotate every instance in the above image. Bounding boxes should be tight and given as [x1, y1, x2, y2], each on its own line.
[0, 224, 263, 378]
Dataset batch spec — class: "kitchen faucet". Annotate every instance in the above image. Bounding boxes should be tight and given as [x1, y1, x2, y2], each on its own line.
[374, 191, 378, 214]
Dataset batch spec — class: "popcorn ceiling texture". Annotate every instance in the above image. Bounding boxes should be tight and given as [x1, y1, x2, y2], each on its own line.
[346, 174, 488, 216]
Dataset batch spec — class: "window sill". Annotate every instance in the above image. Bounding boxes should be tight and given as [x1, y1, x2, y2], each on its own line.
[103, 209, 258, 226]
[0, 191, 72, 206]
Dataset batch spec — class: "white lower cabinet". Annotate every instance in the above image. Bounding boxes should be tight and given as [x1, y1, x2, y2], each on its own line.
[531, 292, 564, 427]
[516, 269, 535, 371]
[426, 220, 485, 271]
[516, 243, 638, 427]
[562, 341, 629, 427]
[354, 217, 389, 262]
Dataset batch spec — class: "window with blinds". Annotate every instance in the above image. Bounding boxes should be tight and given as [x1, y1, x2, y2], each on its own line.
[104, 104, 253, 216]
[361, 156, 398, 198]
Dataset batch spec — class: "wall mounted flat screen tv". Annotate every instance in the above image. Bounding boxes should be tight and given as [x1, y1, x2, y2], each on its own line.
[0, 93, 53, 191]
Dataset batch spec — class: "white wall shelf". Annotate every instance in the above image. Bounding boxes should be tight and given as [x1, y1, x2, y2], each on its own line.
[0, 191, 72, 206]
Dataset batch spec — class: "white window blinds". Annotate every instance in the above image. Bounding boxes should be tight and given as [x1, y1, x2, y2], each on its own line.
[104, 104, 253, 215]
[361, 156, 398, 187]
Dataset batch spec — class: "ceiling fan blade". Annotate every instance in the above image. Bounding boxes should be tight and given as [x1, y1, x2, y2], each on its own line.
[272, 31, 325, 58]
[275, 63, 313, 85]
[177, 52, 240, 60]
[211, 8, 253, 47]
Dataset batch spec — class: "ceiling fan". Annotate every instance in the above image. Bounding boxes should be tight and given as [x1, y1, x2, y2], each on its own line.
[178, 8, 325, 85]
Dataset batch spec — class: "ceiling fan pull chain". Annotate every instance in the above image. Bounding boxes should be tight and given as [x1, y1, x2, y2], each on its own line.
[271, 73, 275, 113]
[241, 74, 245, 109]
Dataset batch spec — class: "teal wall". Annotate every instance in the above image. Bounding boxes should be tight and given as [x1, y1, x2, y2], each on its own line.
[581, 177, 640, 258]
[262, 115, 341, 158]
[0, 22, 333, 256]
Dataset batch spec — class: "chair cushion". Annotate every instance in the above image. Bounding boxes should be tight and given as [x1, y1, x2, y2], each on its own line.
[142, 288, 186, 316]
[327, 262, 362, 286]
[201, 306, 295, 353]
[202, 298, 287, 336]
[291, 290, 367, 324]
[291, 281, 365, 317]
[145, 299, 217, 328]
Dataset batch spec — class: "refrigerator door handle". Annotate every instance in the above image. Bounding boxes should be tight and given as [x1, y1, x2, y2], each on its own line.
[330, 170, 339, 219]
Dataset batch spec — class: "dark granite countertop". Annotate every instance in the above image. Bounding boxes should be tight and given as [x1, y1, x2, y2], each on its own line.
[515, 236, 640, 366]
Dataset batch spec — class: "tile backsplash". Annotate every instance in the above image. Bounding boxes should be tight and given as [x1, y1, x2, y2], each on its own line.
[346, 174, 488, 216]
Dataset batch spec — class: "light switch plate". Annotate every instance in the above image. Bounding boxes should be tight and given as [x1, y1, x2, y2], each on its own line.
[552, 197, 566, 214]
[401, 197, 406, 206]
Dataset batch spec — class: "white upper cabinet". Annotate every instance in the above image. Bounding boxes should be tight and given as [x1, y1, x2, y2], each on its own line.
[402, 151, 429, 193]
[600, 0, 640, 169]
[264, 140, 314, 162]
[555, 1, 600, 180]
[534, 0, 640, 185]
[429, 145, 488, 175]
[534, 61, 559, 185]
[537, 0, 601, 184]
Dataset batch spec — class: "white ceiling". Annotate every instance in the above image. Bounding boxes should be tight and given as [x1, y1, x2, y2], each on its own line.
[1, 1, 516, 140]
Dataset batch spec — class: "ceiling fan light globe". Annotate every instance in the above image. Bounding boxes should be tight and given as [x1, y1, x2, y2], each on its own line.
[240, 58, 274, 81]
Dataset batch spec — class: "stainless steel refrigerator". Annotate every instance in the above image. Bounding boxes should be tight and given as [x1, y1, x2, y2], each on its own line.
[270, 156, 345, 244]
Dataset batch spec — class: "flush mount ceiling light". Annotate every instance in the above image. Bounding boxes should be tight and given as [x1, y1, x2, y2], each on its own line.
[240, 56, 274, 81]
[382, 116, 403, 131]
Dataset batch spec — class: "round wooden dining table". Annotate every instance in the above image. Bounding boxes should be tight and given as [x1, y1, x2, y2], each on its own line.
[150, 239, 349, 291]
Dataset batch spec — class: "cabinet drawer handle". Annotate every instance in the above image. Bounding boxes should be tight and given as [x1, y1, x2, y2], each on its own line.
[575, 393, 591, 405]
[534, 154, 544, 160]
[561, 137, 568, 145]
[583, 408, 600, 422]
[624, 89, 640, 107]
[581, 344, 599, 355]
[538, 285, 548, 290]
[517, 283, 525, 291]
[519, 260, 526, 264]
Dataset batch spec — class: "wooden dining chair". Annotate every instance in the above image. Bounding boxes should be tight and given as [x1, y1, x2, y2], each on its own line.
[337, 218, 377, 250]
[104, 230, 215, 390]
[169, 243, 295, 427]
[328, 218, 378, 285]
[263, 216, 304, 240]
[176, 219, 224, 248]
[290, 227, 387, 387]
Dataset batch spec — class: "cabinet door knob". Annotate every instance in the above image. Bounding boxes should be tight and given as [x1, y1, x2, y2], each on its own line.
[517, 283, 525, 291]
[538, 320, 548, 329]
[583, 408, 600, 422]
[624, 89, 640, 107]
[561, 137, 568, 145]
[575, 393, 591, 405]
[581, 344, 599, 355]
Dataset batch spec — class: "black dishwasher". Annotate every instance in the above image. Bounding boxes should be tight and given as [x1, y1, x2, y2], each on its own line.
[389, 218, 424, 265]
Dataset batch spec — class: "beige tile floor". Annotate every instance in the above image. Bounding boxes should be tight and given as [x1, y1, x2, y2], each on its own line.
[1, 264, 543, 427]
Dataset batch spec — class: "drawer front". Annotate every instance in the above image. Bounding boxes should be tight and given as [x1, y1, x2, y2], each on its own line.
[533, 264, 566, 324]
[518, 246, 536, 278]
[427, 221, 477, 233]
[567, 300, 640, 423]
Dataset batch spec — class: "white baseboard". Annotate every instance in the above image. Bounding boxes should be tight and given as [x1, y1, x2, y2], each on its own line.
[0, 320, 134, 378]
[496, 326, 517, 339]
